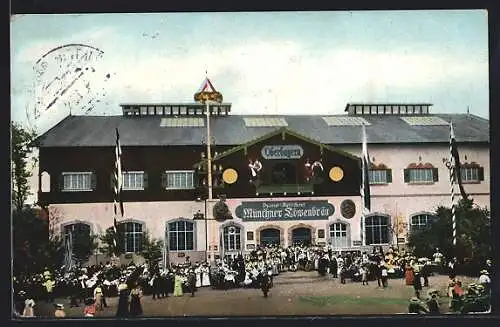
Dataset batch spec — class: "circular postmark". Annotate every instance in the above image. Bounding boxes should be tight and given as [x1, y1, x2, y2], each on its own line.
[26, 44, 112, 129]
[340, 199, 356, 219]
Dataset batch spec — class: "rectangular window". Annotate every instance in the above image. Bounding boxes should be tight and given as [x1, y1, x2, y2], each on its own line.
[377, 106, 384, 114]
[62, 172, 93, 191]
[407, 106, 414, 114]
[385, 106, 392, 114]
[370, 106, 377, 114]
[414, 106, 421, 114]
[460, 167, 480, 182]
[356, 106, 363, 115]
[369, 169, 389, 184]
[122, 171, 144, 190]
[400, 106, 407, 114]
[363, 106, 370, 114]
[408, 168, 434, 183]
[165, 171, 194, 189]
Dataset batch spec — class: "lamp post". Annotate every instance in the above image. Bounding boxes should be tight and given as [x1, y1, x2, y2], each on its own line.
[194, 75, 223, 262]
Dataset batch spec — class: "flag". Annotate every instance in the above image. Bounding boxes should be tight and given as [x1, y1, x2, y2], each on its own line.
[449, 122, 468, 247]
[449, 122, 468, 200]
[361, 125, 371, 212]
[113, 128, 124, 250]
[360, 124, 371, 246]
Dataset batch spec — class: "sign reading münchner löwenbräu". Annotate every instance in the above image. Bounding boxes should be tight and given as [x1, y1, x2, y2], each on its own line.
[235, 200, 334, 221]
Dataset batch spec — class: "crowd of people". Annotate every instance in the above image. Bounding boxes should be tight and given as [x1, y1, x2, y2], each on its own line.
[12, 244, 492, 318]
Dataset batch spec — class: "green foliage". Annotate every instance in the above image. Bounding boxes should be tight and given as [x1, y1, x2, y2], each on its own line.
[72, 233, 99, 265]
[11, 122, 38, 212]
[140, 232, 164, 266]
[408, 198, 491, 264]
[12, 208, 64, 275]
[99, 227, 122, 257]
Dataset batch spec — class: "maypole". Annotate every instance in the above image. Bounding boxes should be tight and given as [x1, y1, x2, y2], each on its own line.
[194, 72, 223, 261]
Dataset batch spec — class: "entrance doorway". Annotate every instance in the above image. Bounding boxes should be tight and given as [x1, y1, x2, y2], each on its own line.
[260, 228, 281, 246]
[291, 227, 312, 246]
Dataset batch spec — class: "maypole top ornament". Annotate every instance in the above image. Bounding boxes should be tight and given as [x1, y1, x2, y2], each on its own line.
[194, 75, 223, 104]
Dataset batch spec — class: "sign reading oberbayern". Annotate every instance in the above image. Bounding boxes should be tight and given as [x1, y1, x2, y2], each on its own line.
[235, 201, 334, 221]
[261, 145, 304, 160]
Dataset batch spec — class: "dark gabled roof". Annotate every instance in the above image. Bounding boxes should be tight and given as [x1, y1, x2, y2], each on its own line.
[36, 113, 489, 147]
[192, 127, 360, 168]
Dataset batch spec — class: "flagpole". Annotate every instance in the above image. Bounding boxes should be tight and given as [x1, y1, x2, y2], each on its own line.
[449, 122, 457, 247]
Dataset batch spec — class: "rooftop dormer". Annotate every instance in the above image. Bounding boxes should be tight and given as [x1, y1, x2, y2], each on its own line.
[345, 103, 433, 116]
[120, 103, 232, 117]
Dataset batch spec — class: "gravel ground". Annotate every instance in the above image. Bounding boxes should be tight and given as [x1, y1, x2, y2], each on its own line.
[28, 272, 477, 318]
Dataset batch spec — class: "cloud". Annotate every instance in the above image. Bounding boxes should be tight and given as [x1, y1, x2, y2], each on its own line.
[96, 39, 487, 115]
[11, 35, 488, 134]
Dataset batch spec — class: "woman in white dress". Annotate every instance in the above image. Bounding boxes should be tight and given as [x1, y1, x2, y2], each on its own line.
[201, 264, 211, 287]
[195, 266, 202, 288]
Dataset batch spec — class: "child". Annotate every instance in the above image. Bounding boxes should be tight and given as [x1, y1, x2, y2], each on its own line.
[362, 266, 369, 286]
[83, 298, 96, 317]
[54, 304, 66, 318]
[22, 299, 35, 318]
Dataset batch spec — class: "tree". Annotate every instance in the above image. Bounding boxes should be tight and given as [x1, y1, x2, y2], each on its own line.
[12, 122, 38, 212]
[99, 227, 122, 257]
[140, 233, 164, 267]
[12, 207, 65, 275]
[72, 233, 99, 266]
[408, 198, 491, 266]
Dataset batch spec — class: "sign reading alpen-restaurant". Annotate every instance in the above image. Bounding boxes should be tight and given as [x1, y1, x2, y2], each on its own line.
[235, 200, 334, 221]
[261, 145, 304, 160]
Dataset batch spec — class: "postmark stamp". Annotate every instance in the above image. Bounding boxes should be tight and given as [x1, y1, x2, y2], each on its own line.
[26, 43, 111, 128]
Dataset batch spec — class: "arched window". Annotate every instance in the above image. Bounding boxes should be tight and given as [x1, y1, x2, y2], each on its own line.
[410, 214, 436, 233]
[365, 215, 390, 245]
[223, 225, 241, 251]
[119, 222, 144, 253]
[168, 220, 195, 251]
[63, 223, 91, 245]
[329, 223, 348, 248]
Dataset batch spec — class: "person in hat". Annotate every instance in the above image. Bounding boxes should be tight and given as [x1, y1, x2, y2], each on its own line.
[408, 297, 428, 314]
[54, 304, 66, 318]
[93, 282, 104, 311]
[22, 298, 36, 318]
[187, 268, 197, 297]
[83, 298, 96, 317]
[173, 270, 184, 297]
[43, 277, 55, 303]
[128, 284, 143, 317]
[478, 269, 491, 293]
[426, 291, 440, 315]
[116, 280, 129, 318]
[413, 268, 423, 298]
[380, 264, 389, 288]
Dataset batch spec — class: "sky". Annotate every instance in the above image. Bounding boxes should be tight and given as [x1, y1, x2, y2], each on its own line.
[11, 10, 489, 135]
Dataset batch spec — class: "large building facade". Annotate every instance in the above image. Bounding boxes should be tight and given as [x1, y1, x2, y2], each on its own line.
[36, 102, 490, 265]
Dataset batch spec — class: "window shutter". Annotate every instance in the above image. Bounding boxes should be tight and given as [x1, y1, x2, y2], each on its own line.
[403, 169, 409, 183]
[58, 174, 64, 191]
[161, 172, 167, 189]
[478, 167, 484, 181]
[432, 168, 439, 182]
[143, 172, 149, 189]
[91, 172, 97, 190]
[386, 169, 392, 183]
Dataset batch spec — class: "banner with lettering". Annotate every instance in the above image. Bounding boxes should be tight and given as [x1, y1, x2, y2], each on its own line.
[235, 200, 334, 221]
